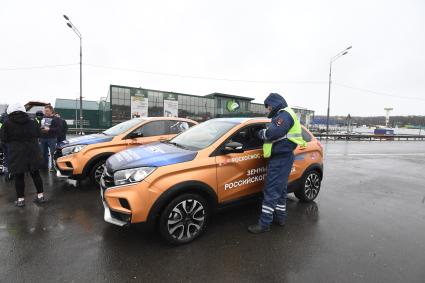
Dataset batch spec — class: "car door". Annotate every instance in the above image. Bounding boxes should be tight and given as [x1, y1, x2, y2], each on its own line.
[125, 120, 170, 147]
[215, 124, 268, 202]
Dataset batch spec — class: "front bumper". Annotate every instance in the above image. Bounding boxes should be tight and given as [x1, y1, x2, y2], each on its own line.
[100, 170, 133, 227]
[54, 149, 86, 179]
[54, 159, 84, 179]
[100, 185, 130, 226]
[100, 169, 160, 226]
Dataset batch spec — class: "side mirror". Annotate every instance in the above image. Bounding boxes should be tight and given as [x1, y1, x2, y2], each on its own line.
[222, 142, 244, 154]
[127, 132, 143, 139]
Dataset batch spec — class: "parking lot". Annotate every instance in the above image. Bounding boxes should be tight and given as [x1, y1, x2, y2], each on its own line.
[1, 141, 425, 282]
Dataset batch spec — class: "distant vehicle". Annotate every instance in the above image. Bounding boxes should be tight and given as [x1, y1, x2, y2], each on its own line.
[54, 117, 197, 184]
[100, 118, 324, 244]
[374, 128, 395, 140]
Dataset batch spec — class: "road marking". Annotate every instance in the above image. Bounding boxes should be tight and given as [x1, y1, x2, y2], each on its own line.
[327, 153, 425, 156]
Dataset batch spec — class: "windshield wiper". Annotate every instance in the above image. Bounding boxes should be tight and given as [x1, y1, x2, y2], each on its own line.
[166, 141, 188, 150]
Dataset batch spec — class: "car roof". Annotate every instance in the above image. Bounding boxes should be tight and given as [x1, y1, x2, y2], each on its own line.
[209, 117, 269, 123]
[142, 117, 198, 123]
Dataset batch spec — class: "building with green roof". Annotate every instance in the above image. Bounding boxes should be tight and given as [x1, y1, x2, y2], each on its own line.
[55, 85, 314, 130]
[54, 98, 100, 129]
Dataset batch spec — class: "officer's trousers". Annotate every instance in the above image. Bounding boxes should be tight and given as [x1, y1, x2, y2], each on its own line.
[259, 152, 295, 227]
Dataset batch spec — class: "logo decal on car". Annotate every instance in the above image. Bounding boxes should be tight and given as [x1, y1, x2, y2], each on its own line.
[149, 146, 165, 153]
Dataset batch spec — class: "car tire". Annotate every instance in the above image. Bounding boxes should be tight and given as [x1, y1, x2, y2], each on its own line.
[89, 159, 107, 185]
[294, 170, 322, 202]
[159, 193, 209, 245]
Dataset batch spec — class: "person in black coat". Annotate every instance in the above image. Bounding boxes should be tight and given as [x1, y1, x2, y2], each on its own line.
[54, 112, 68, 143]
[0, 112, 10, 176]
[40, 105, 62, 170]
[0, 103, 47, 207]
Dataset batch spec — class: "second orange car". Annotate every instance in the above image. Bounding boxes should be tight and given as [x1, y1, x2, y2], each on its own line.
[54, 117, 197, 184]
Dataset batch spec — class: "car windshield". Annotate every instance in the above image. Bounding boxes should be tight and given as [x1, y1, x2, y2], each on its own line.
[170, 119, 238, 151]
[103, 118, 145, 136]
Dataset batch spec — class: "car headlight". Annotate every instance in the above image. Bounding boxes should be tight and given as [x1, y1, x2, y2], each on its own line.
[113, 167, 156, 186]
[62, 144, 87, 156]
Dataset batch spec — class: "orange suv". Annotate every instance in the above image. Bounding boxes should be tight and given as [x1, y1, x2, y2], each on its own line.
[54, 117, 197, 184]
[101, 118, 323, 244]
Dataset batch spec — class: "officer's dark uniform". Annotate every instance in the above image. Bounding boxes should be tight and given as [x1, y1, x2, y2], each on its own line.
[248, 93, 297, 233]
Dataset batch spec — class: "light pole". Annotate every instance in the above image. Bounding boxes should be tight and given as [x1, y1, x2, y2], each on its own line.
[64, 15, 83, 135]
[326, 46, 352, 134]
[75, 98, 78, 129]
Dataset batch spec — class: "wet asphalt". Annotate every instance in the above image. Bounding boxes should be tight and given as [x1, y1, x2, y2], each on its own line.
[0, 141, 425, 283]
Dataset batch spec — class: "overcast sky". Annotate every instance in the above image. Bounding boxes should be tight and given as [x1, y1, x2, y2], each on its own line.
[1, 0, 424, 116]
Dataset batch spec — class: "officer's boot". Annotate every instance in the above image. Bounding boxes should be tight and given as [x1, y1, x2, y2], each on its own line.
[248, 223, 271, 234]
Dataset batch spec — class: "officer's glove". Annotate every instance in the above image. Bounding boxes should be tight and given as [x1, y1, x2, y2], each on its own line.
[258, 129, 267, 140]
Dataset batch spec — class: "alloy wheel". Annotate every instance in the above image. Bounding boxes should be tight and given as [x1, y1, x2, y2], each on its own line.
[304, 172, 321, 200]
[94, 163, 106, 184]
[167, 199, 205, 241]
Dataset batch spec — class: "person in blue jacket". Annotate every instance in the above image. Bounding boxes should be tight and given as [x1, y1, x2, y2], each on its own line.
[248, 93, 298, 233]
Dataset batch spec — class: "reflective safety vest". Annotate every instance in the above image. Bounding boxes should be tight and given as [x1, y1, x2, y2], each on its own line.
[263, 107, 307, 158]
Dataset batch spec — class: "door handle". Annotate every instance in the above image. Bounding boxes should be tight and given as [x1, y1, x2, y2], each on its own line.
[127, 139, 140, 145]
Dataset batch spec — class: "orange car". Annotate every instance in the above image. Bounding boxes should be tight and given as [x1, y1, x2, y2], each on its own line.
[101, 118, 323, 244]
[54, 117, 197, 184]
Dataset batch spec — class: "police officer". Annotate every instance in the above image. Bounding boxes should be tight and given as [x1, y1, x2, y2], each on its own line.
[248, 93, 306, 234]
[35, 110, 44, 126]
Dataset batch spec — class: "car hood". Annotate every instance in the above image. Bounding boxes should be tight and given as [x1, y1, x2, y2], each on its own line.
[59, 134, 114, 148]
[106, 142, 197, 173]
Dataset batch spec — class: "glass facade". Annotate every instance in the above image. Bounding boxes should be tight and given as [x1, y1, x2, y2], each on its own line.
[148, 90, 164, 117]
[250, 103, 269, 117]
[110, 86, 131, 124]
[98, 85, 314, 128]
[178, 94, 215, 121]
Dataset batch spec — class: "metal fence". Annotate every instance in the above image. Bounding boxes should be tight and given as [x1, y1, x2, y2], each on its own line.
[315, 134, 425, 141]
[66, 128, 425, 142]
[67, 128, 104, 135]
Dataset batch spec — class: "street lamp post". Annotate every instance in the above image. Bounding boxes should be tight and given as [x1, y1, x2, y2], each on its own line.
[326, 46, 352, 134]
[63, 15, 83, 135]
[75, 98, 78, 129]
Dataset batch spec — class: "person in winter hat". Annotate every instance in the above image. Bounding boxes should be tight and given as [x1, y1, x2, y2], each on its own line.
[0, 103, 47, 207]
[0, 112, 10, 177]
[248, 93, 306, 234]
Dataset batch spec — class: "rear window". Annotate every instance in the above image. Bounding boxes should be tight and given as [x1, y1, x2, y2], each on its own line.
[302, 128, 312, 142]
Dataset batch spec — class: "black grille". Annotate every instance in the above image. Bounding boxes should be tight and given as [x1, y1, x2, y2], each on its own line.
[101, 169, 115, 193]
[53, 149, 62, 160]
[110, 211, 131, 223]
[119, 198, 131, 210]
